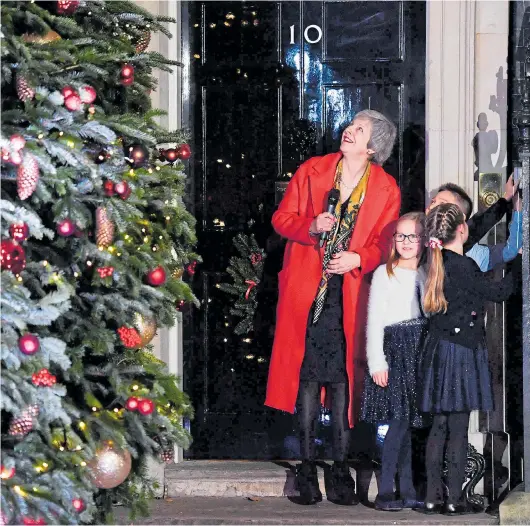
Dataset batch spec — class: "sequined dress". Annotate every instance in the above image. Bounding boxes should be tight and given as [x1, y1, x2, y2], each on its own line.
[299, 200, 349, 384]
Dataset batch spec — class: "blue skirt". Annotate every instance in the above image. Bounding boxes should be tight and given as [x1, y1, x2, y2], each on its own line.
[361, 318, 428, 428]
[418, 336, 494, 413]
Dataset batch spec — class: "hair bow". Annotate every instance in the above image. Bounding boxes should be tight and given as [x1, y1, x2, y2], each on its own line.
[428, 237, 443, 249]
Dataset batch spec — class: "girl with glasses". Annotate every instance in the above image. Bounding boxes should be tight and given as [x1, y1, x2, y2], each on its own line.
[361, 211, 428, 511]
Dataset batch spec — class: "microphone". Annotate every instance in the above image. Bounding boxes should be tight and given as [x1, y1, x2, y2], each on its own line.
[320, 188, 340, 247]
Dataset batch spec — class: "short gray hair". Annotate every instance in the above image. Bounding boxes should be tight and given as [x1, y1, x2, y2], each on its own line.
[354, 109, 397, 165]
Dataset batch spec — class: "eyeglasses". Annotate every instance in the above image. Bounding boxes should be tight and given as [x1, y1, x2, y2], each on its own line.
[393, 233, 422, 243]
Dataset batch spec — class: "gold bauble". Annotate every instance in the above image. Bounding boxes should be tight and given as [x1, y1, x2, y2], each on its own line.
[23, 31, 62, 44]
[132, 313, 157, 348]
[87, 441, 132, 489]
[172, 267, 184, 279]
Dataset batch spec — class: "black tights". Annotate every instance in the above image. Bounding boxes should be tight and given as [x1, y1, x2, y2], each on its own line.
[297, 381, 350, 462]
[425, 412, 470, 505]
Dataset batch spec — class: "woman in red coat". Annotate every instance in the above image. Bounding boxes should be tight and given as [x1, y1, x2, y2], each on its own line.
[266, 110, 401, 505]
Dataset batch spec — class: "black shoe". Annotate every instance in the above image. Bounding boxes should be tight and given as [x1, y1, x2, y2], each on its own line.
[414, 501, 443, 514]
[325, 461, 358, 506]
[443, 502, 484, 515]
[293, 461, 322, 505]
[374, 494, 403, 511]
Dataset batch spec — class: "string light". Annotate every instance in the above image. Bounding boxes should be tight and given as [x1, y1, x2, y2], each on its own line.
[155, 166, 161, 171]
[74, 272, 79, 277]
[38, 133, 44, 139]
[80, 461, 87, 467]
[91, 407, 97, 412]
[59, 131, 64, 136]
[132, 384, 139, 391]
[42, 260, 48, 267]
[78, 421, 86, 430]
[86, 260, 93, 267]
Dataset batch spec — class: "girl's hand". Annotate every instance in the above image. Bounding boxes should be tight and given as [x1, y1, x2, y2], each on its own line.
[372, 370, 388, 388]
[327, 251, 361, 274]
[310, 213, 336, 235]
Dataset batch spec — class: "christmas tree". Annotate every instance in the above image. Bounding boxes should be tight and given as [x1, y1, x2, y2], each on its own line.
[1, 1, 198, 523]
[218, 233, 266, 335]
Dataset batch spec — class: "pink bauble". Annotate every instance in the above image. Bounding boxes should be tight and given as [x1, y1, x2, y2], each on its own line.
[125, 397, 139, 411]
[178, 144, 191, 160]
[72, 498, 86, 513]
[79, 85, 96, 104]
[121, 64, 134, 78]
[146, 266, 166, 286]
[10, 134, 26, 151]
[87, 441, 132, 489]
[61, 86, 76, 99]
[19, 334, 40, 355]
[114, 180, 131, 199]
[64, 93, 82, 111]
[57, 218, 76, 237]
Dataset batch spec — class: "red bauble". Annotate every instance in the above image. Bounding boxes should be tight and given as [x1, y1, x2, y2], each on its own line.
[32, 369, 57, 387]
[9, 223, 30, 242]
[117, 327, 142, 348]
[10, 134, 26, 151]
[61, 86, 76, 99]
[0, 466, 15, 479]
[64, 93, 82, 111]
[78, 85, 96, 104]
[114, 180, 131, 199]
[125, 397, 139, 411]
[186, 261, 197, 276]
[96, 266, 114, 278]
[72, 498, 86, 513]
[96, 151, 109, 165]
[146, 266, 166, 286]
[22, 518, 46, 526]
[103, 180, 115, 195]
[57, 0, 79, 14]
[120, 76, 134, 86]
[0, 240, 26, 274]
[127, 144, 148, 167]
[19, 334, 39, 355]
[121, 64, 134, 79]
[178, 144, 191, 160]
[164, 148, 179, 163]
[57, 218, 76, 237]
[137, 398, 155, 415]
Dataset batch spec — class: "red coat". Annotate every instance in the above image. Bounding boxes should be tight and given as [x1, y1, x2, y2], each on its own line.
[265, 152, 401, 427]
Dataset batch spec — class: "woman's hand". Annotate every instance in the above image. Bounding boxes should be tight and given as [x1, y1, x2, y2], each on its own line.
[372, 370, 388, 388]
[327, 251, 361, 274]
[504, 174, 520, 201]
[310, 213, 336, 235]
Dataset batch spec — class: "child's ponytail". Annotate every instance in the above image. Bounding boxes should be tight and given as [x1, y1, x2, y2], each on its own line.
[423, 203, 466, 314]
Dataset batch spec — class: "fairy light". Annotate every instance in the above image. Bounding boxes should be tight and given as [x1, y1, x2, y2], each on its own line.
[17, 276, 23, 282]
[143, 236, 149, 243]
[155, 166, 161, 171]
[148, 168, 153, 174]
[91, 407, 97, 412]
[78, 421, 86, 430]
[98, 246, 104, 251]
[86, 260, 93, 267]
[107, 246, 115, 254]
[117, 252, 122, 256]
[38, 133, 44, 139]
[132, 384, 139, 391]
[80, 461, 87, 467]
[59, 131, 64, 136]
[59, 446, 65, 451]
[114, 408, 119, 413]
[165, 216, 170, 221]
[141, 228, 146, 233]
[74, 272, 79, 278]
[42, 260, 48, 267]
[152, 247, 157, 252]
[42, 463, 48, 468]
[129, 169, 134, 176]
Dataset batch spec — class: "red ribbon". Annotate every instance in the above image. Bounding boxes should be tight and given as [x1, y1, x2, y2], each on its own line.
[245, 279, 257, 300]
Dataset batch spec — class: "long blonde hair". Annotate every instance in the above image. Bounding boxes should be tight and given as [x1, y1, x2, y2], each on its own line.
[424, 203, 466, 314]
[386, 211, 426, 277]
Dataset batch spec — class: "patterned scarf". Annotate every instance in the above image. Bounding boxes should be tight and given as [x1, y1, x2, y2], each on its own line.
[311, 160, 370, 324]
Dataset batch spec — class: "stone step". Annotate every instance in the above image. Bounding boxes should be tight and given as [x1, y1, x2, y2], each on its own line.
[164, 461, 379, 500]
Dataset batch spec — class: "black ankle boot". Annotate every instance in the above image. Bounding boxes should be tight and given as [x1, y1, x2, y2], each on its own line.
[325, 461, 359, 506]
[294, 460, 322, 505]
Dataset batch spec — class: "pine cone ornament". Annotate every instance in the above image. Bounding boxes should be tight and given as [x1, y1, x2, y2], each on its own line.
[16, 75, 35, 102]
[17, 154, 40, 200]
[95, 207, 114, 247]
[135, 30, 151, 53]
[8, 405, 39, 437]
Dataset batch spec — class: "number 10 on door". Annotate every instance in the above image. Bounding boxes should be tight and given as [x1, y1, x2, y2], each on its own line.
[289, 24, 322, 44]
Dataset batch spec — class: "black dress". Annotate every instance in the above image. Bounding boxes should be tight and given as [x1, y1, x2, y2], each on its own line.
[299, 200, 349, 384]
[418, 250, 520, 413]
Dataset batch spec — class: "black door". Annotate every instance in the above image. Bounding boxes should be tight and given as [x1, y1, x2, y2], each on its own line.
[183, 0, 426, 459]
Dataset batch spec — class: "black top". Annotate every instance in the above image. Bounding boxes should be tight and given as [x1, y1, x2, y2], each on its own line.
[428, 250, 520, 349]
[464, 197, 509, 251]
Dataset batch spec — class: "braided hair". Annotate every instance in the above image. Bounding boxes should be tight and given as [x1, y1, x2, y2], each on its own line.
[424, 203, 466, 314]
